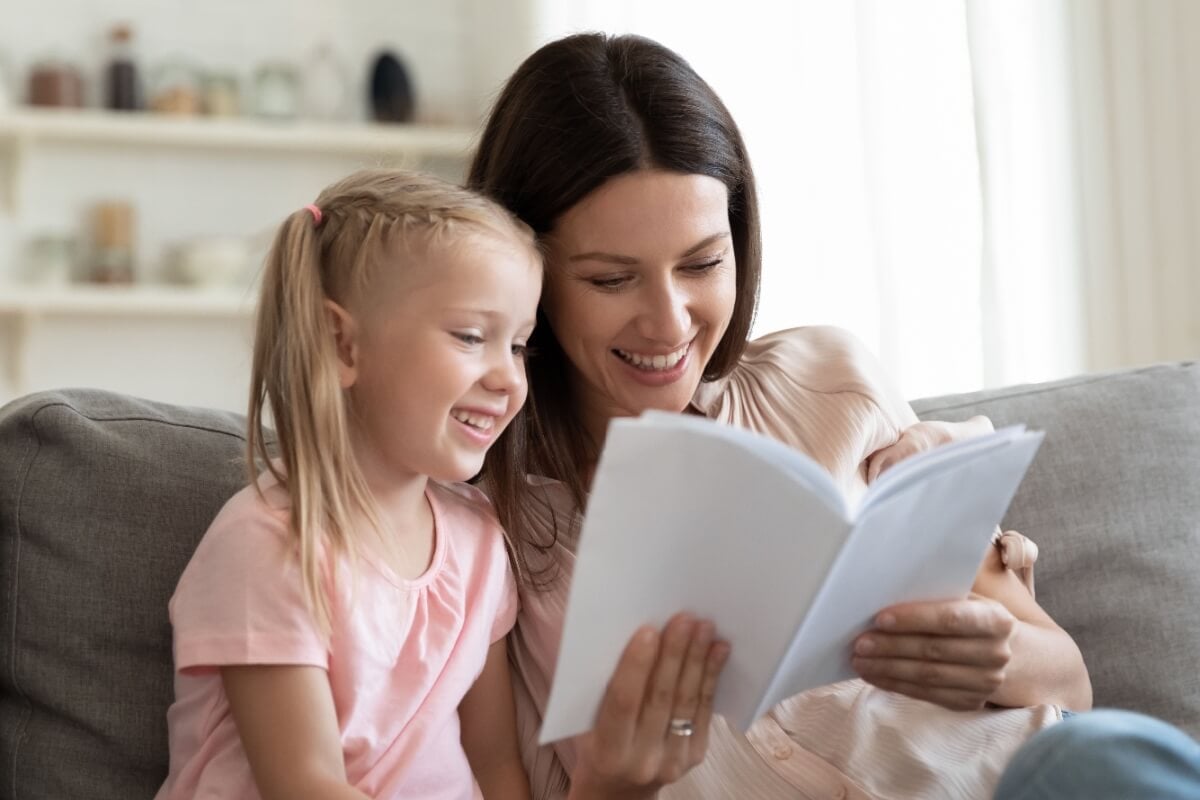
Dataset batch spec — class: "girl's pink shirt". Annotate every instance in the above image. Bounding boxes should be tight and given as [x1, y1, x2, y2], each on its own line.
[155, 475, 517, 800]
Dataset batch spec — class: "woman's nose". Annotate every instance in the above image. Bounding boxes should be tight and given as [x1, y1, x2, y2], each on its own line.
[636, 280, 691, 343]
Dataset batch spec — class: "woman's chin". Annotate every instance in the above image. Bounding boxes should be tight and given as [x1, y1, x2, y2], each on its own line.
[619, 382, 701, 416]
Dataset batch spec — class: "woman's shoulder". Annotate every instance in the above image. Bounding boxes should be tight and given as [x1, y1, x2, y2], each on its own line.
[694, 325, 890, 412]
[743, 325, 883, 389]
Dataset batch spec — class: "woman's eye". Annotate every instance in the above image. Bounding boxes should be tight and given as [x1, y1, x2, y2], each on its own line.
[589, 276, 629, 290]
[453, 332, 484, 346]
[685, 257, 723, 274]
[511, 343, 529, 358]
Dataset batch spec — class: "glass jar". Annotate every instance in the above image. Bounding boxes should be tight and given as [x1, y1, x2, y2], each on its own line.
[27, 58, 85, 107]
[202, 71, 240, 117]
[149, 58, 202, 116]
[24, 235, 78, 285]
[89, 201, 136, 284]
[253, 62, 300, 120]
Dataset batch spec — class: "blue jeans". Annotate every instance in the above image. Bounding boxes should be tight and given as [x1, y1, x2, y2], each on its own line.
[994, 708, 1200, 799]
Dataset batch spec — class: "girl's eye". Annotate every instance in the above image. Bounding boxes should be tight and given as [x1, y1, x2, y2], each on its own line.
[511, 343, 529, 358]
[453, 332, 484, 346]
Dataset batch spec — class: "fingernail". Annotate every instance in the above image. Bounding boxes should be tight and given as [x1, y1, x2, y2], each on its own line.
[878, 613, 896, 630]
[855, 637, 876, 655]
[638, 627, 658, 646]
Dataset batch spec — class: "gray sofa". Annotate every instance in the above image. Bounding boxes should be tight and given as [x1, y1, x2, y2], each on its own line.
[2, 362, 1199, 798]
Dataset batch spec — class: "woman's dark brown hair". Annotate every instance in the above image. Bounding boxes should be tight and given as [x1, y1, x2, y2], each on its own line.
[469, 33, 762, 584]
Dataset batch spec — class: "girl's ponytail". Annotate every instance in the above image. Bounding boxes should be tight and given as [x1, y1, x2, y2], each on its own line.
[247, 208, 372, 634]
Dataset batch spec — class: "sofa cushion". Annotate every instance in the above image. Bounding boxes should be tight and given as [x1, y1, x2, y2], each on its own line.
[914, 361, 1200, 738]
[0, 389, 258, 800]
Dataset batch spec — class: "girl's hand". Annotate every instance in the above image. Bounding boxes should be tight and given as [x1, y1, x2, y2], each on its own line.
[568, 613, 730, 800]
[850, 594, 1016, 711]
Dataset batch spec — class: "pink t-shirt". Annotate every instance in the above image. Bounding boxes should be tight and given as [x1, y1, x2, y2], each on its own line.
[155, 475, 518, 800]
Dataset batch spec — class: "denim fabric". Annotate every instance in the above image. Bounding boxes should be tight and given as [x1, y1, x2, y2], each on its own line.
[994, 709, 1200, 800]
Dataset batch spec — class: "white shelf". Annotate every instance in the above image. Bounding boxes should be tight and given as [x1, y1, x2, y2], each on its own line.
[0, 284, 255, 317]
[0, 107, 478, 157]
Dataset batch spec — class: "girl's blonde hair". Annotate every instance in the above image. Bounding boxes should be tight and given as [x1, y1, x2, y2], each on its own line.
[247, 168, 538, 633]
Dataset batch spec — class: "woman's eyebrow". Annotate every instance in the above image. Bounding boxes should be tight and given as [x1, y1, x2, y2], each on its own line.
[569, 232, 730, 264]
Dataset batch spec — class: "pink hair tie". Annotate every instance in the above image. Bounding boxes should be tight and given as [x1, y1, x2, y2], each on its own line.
[304, 204, 323, 226]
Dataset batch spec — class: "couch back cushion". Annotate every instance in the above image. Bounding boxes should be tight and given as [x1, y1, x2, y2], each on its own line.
[2, 363, 1198, 798]
[914, 361, 1200, 738]
[0, 390, 256, 799]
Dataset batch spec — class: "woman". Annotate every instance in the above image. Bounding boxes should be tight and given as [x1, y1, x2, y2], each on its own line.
[472, 32, 1196, 799]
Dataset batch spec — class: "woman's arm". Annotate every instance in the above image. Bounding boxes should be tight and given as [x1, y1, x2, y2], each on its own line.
[222, 665, 369, 800]
[856, 416, 1094, 711]
[850, 551, 1092, 711]
[460, 640, 532, 800]
[525, 614, 729, 800]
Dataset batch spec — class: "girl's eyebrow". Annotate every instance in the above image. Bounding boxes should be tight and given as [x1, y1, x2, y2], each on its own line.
[443, 307, 503, 318]
[568, 232, 730, 265]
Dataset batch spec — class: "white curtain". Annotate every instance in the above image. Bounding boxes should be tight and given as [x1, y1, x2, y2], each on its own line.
[529, 0, 1088, 399]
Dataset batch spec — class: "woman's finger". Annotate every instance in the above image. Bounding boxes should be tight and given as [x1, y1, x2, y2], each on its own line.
[636, 614, 695, 742]
[662, 620, 714, 766]
[852, 654, 1006, 695]
[592, 625, 660, 754]
[873, 598, 1015, 639]
[688, 640, 731, 760]
[853, 631, 1012, 668]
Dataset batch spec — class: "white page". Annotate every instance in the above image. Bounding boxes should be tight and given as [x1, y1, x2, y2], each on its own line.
[758, 430, 1044, 714]
[861, 425, 1030, 514]
[637, 411, 848, 517]
[538, 414, 850, 743]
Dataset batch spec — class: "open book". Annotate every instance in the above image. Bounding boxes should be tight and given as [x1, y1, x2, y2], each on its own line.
[539, 412, 1044, 744]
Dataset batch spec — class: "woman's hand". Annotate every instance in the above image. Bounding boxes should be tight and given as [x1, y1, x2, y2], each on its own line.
[567, 613, 730, 800]
[866, 416, 994, 483]
[850, 594, 1016, 711]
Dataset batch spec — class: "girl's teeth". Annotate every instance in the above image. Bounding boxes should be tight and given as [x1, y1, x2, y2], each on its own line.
[616, 344, 688, 371]
[451, 410, 494, 430]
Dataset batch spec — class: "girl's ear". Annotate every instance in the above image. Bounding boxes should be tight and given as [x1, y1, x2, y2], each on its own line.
[324, 299, 359, 389]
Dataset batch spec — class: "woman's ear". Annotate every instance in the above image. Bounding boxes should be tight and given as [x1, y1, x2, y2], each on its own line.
[324, 299, 359, 389]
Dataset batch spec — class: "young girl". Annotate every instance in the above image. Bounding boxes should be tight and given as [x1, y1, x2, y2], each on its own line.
[155, 169, 543, 799]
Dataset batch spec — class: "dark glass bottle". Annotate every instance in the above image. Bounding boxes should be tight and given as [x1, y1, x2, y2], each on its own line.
[105, 24, 141, 111]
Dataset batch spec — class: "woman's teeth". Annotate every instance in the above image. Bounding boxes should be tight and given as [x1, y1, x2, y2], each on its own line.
[615, 343, 689, 371]
[451, 410, 495, 430]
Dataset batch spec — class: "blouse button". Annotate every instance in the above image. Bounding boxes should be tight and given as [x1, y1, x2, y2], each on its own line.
[772, 743, 793, 760]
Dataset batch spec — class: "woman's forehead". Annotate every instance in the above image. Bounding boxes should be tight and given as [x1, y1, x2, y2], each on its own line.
[553, 171, 729, 250]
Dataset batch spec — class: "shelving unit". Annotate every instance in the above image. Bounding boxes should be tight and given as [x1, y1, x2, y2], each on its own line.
[0, 107, 478, 211]
[0, 107, 478, 410]
[0, 283, 254, 317]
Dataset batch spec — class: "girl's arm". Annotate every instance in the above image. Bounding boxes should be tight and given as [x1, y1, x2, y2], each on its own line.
[222, 665, 370, 800]
[460, 640, 532, 800]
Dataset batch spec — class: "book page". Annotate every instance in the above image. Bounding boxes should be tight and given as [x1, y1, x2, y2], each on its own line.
[757, 429, 1044, 714]
[538, 413, 850, 743]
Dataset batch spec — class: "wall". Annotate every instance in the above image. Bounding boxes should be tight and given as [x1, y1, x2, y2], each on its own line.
[0, 0, 537, 412]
